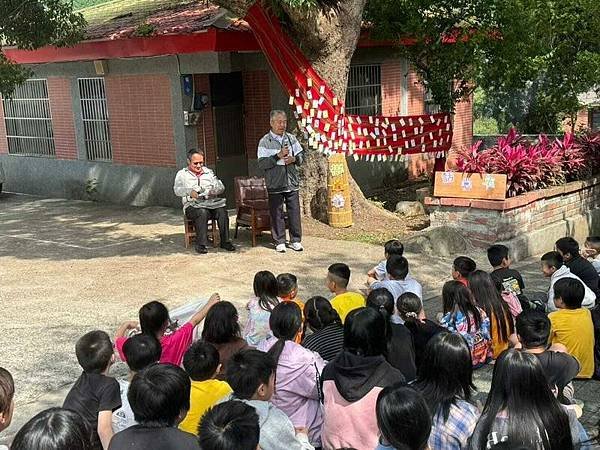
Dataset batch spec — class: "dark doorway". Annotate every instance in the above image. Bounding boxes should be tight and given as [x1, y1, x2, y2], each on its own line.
[210, 72, 247, 207]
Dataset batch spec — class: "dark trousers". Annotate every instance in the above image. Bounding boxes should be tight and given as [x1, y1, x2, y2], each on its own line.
[185, 206, 230, 248]
[268, 190, 302, 245]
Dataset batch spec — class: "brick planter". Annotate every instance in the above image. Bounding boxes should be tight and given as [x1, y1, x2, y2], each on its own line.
[424, 176, 600, 260]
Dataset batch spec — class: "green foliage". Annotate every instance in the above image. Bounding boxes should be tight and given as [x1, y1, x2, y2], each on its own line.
[0, 0, 85, 96]
[133, 22, 155, 36]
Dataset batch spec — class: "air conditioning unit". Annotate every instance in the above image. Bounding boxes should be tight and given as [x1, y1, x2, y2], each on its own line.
[184, 111, 202, 126]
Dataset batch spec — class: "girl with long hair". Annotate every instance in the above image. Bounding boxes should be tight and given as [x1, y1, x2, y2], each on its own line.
[243, 270, 280, 346]
[302, 296, 344, 362]
[468, 270, 515, 359]
[469, 349, 588, 450]
[440, 281, 492, 367]
[257, 302, 325, 447]
[413, 332, 480, 449]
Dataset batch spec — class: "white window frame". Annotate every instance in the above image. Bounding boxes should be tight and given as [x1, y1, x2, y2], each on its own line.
[78, 77, 112, 161]
[346, 64, 382, 116]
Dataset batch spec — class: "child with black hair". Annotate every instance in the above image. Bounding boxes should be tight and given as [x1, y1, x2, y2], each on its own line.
[257, 302, 325, 447]
[326, 263, 365, 323]
[368, 255, 423, 301]
[555, 236, 600, 297]
[11, 407, 93, 450]
[375, 384, 431, 450]
[179, 341, 232, 436]
[277, 273, 306, 343]
[63, 330, 122, 450]
[302, 296, 344, 362]
[113, 334, 161, 433]
[109, 364, 198, 450]
[583, 236, 600, 275]
[0, 366, 14, 447]
[225, 349, 314, 450]
[397, 292, 444, 369]
[198, 400, 260, 450]
[114, 294, 220, 366]
[367, 239, 405, 281]
[244, 271, 281, 346]
[487, 244, 527, 301]
[452, 256, 476, 286]
[514, 310, 580, 403]
[549, 278, 595, 378]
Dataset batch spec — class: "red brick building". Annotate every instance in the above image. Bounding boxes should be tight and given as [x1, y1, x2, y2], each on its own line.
[0, 2, 473, 206]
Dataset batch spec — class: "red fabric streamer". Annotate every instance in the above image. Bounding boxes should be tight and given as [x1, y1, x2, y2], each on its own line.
[245, 3, 453, 161]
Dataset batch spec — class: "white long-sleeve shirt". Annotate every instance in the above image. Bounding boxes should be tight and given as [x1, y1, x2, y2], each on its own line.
[173, 167, 226, 211]
[547, 265, 596, 312]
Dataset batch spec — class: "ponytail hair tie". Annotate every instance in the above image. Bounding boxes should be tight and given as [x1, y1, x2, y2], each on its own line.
[405, 311, 418, 319]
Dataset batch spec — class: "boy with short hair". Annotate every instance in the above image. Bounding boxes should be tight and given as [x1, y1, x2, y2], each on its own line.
[63, 330, 122, 450]
[583, 236, 600, 275]
[549, 278, 595, 379]
[198, 400, 260, 450]
[0, 366, 15, 445]
[487, 244, 526, 298]
[541, 251, 596, 311]
[277, 273, 305, 342]
[326, 263, 365, 323]
[515, 310, 579, 402]
[452, 256, 476, 285]
[555, 237, 600, 297]
[179, 341, 232, 436]
[226, 349, 314, 450]
[109, 364, 199, 450]
[113, 334, 161, 433]
[368, 255, 423, 301]
[367, 239, 405, 281]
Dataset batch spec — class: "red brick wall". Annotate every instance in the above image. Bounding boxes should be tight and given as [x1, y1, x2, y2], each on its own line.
[48, 77, 77, 160]
[194, 75, 216, 166]
[452, 94, 473, 152]
[407, 68, 425, 116]
[243, 71, 271, 159]
[381, 60, 402, 116]
[562, 108, 589, 133]
[106, 74, 176, 167]
[0, 97, 7, 154]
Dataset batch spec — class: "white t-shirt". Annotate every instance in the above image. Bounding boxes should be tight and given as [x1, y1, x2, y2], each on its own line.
[112, 379, 136, 433]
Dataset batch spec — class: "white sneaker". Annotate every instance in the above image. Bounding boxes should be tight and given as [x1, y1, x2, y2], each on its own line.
[276, 243, 287, 253]
[289, 242, 304, 252]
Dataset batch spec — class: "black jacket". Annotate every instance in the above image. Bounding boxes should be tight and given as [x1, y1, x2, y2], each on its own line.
[567, 256, 600, 297]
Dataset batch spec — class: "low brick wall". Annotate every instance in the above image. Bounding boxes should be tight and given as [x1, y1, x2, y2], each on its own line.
[424, 176, 600, 260]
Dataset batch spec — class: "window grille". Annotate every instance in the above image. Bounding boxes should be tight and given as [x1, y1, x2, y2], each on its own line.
[2, 79, 55, 157]
[345, 64, 382, 116]
[79, 78, 112, 161]
[424, 88, 441, 114]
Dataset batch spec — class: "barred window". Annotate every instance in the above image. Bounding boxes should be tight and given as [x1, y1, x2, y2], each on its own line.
[345, 64, 381, 116]
[79, 78, 112, 161]
[2, 79, 56, 157]
[424, 88, 441, 115]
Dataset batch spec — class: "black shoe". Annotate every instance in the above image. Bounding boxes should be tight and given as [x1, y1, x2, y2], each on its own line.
[220, 242, 236, 252]
[195, 245, 208, 254]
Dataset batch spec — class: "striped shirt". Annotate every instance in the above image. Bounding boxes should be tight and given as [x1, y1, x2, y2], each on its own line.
[302, 323, 344, 362]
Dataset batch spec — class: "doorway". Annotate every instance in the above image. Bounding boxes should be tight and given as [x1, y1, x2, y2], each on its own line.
[210, 72, 247, 207]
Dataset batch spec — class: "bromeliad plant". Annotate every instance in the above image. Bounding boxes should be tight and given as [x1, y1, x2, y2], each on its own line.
[456, 128, 600, 197]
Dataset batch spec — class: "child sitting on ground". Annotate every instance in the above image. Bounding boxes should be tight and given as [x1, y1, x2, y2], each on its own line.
[302, 296, 345, 362]
[583, 236, 600, 275]
[244, 271, 280, 346]
[549, 278, 595, 379]
[225, 349, 314, 450]
[326, 263, 365, 323]
[198, 401, 260, 450]
[556, 236, 600, 297]
[277, 273, 305, 342]
[367, 239, 405, 281]
[113, 334, 161, 433]
[0, 367, 14, 448]
[63, 330, 122, 450]
[452, 256, 476, 286]
[114, 294, 220, 366]
[368, 255, 423, 301]
[513, 310, 580, 404]
[179, 341, 232, 436]
[109, 364, 198, 450]
[487, 244, 529, 305]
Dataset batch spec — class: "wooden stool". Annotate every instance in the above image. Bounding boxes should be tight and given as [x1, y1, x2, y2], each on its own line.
[184, 215, 219, 249]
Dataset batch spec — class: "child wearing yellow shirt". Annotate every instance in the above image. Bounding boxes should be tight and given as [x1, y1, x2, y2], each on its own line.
[549, 277, 595, 378]
[327, 263, 365, 323]
[179, 341, 232, 435]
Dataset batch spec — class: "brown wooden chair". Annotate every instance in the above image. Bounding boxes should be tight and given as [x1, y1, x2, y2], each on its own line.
[183, 215, 218, 249]
[234, 177, 272, 247]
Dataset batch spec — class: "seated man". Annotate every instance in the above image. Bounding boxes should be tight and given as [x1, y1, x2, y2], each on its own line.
[174, 149, 235, 254]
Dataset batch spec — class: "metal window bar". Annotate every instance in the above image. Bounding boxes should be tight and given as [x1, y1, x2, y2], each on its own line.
[345, 64, 382, 116]
[2, 79, 56, 157]
[78, 78, 112, 161]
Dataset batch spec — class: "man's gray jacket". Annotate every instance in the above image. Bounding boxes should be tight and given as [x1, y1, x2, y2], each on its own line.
[257, 131, 304, 194]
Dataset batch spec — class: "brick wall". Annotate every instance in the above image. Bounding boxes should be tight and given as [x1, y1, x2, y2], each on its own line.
[0, 98, 7, 154]
[243, 71, 271, 159]
[381, 60, 402, 116]
[106, 74, 176, 167]
[48, 77, 77, 160]
[194, 75, 216, 166]
[452, 94, 473, 152]
[562, 107, 589, 133]
[427, 178, 600, 248]
[407, 69, 425, 116]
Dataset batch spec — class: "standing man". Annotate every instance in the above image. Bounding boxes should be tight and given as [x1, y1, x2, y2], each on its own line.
[257, 110, 304, 253]
[174, 149, 235, 254]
